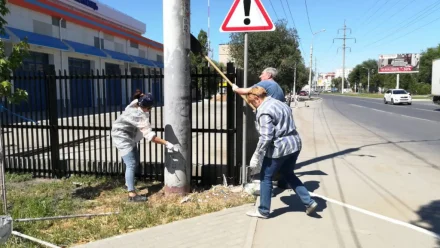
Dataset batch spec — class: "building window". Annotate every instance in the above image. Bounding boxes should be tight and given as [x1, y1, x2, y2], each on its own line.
[20, 51, 50, 72]
[94, 37, 104, 49]
[52, 16, 66, 28]
[130, 40, 139, 49]
[69, 57, 91, 73]
[157, 55, 163, 62]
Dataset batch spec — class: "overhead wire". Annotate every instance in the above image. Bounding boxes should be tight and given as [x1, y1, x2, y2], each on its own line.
[363, 0, 440, 48]
[285, 0, 306, 57]
[351, 0, 381, 34]
[370, 15, 440, 49]
[360, 0, 408, 38]
[304, 0, 313, 34]
[268, 0, 280, 21]
[279, 0, 289, 21]
[361, 0, 392, 27]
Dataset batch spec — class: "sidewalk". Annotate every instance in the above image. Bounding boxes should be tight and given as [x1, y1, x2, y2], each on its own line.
[249, 99, 439, 248]
[73, 99, 440, 248]
[73, 204, 256, 248]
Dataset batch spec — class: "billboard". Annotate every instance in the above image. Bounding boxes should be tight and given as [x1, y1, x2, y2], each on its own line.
[378, 53, 420, 74]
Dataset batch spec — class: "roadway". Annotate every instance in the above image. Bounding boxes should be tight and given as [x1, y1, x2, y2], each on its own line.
[319, 94, 440, 168]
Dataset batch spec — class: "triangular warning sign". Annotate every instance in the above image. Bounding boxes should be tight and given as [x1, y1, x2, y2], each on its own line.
[220, 0, 275, 32]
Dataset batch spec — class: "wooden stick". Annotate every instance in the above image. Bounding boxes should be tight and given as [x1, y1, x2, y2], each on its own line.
[203, 55, 256, 110]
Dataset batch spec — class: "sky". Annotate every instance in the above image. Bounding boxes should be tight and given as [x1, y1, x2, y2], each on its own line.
[101, 0, 440, 74]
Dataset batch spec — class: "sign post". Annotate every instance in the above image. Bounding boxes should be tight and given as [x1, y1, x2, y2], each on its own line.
[220, 0, 275, 184]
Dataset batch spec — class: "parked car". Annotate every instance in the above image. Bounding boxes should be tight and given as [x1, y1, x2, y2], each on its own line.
[384, 89, 412, 105]
[298, 91, 308, 96]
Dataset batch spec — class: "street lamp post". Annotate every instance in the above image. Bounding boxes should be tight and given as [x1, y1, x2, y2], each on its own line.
[308, 29, 326, 98]
[362, 67, 373, 93]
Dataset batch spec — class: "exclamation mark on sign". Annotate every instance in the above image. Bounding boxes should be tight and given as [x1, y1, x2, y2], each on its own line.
[243, 0, 251, 25]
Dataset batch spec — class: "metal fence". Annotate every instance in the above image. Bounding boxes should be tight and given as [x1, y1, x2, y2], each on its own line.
[0, 63, 243, 186]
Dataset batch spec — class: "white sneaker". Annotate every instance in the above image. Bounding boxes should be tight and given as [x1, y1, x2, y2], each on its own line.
[246, 209, 268, 219]
[306, 201, 318, 215]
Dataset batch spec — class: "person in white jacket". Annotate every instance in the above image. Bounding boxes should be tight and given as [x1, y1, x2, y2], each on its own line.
[111, 93, 178, 202]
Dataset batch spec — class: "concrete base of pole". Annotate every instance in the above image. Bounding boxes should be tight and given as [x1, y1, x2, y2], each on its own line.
[164, 185, 191, 195]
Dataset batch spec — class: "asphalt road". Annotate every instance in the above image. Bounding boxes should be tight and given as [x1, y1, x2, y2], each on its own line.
[320, 94, 440, 168]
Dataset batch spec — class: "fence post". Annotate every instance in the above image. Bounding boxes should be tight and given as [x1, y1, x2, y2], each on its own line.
[47, 70, 61, 178]
[226, 63, 236, 185]
[235, 69, 243, 185]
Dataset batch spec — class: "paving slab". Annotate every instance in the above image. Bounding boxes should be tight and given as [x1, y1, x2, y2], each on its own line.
[73, 204, 256, 248]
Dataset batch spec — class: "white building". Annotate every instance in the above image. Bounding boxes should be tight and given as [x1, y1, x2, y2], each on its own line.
[1, 0, 164, 109]
[3, 0, 163, 73]
[318, 72, 335, 91]
[335, 68, 353, 79]
[218, 44, 234, 66]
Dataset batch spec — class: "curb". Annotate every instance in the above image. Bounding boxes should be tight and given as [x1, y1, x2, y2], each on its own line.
[323, 94, 432, 102]
[243, 196, 259, 248]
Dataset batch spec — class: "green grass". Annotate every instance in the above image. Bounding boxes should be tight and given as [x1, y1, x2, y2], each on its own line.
[2, 173, 255, 247]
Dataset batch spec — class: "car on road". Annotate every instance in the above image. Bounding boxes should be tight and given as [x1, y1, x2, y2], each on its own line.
[384, 89, 412, 105]
[298, 91, 308, 96]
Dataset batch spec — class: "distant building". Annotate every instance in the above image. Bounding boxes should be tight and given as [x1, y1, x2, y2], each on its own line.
[218, 44, 235, 66]
[335, 68, 353, 79]
[318, 72, 336, 91]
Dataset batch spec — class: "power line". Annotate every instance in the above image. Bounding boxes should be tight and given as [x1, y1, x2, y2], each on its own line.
[362, 0, 391, 27]
[362, 0, 381, 19]
[268, 0, 280, 21]
[352, 0, 381, 34]
[285, 0, 298, 30]
[304, 0, 313, 34]
[364, 1, 440, 48]
[279, 0, 289, 21]
[361, 0, 407, 38]
[285, 0, 305, 57]
[333, 21, 356, 94]
[374, 15, 440, 48]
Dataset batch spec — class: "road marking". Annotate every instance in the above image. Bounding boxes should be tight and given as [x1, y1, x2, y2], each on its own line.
[357, 99, 439, 113]
[349, 104, 440, 123]
[309, 192, 440, 240]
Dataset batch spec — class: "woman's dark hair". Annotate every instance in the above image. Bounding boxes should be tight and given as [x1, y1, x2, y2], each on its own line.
[132, 89, 143, 100]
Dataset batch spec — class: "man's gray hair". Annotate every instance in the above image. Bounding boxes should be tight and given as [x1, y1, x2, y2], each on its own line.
[263, 67, 278, 78]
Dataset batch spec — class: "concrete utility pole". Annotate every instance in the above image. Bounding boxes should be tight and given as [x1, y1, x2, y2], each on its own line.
[292, 63, 297, 107]
[308, 45, 313, 97]
[308, 29, 326, 98]
[163, 0, 191, 195]
[334, 21, 356, 94]
[314, 57, 317, 91]
[362, 67, 372, 93]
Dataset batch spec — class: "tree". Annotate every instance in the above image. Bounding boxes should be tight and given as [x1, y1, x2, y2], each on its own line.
[347, 59, 379, 92]
[190, 29, 224, 99]
[228, 19, 308, 91]
[349, 54, 435, 94]
[331, 77, 343, 90]
[418, 44, 440, 84]
[0, 0, 29, 214]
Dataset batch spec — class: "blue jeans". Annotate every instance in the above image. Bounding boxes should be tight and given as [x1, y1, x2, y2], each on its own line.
[121, 147, 139, 192]
[259, 151, 315, 217]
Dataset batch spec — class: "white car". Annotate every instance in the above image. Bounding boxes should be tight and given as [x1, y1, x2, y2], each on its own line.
[384, 89, 412, 105]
